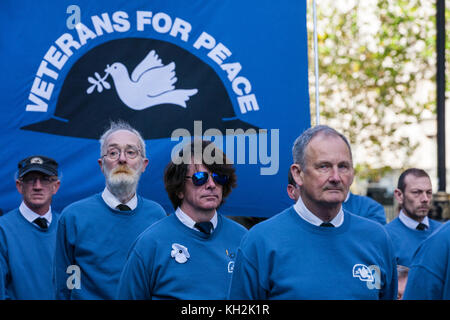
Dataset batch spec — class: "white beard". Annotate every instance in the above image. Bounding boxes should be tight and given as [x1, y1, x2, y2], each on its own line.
[104, 163, 142, 202]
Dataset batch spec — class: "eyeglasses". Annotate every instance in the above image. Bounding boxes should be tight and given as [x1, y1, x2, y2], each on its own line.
[186, 172, 229, 186]
[21, 176, 58, 186]
[103, 147, 141, 161]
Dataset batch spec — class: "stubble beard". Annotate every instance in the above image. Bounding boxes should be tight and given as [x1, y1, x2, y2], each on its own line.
[403, 205, 430, 222]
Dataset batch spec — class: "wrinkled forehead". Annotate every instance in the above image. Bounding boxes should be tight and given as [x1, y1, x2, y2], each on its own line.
[306, 133, 352, 162]
[404, 174, 432, 190]
[105, 130, 140, 148]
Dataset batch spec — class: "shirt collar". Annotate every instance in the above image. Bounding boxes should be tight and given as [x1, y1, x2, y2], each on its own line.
[101, 187, 138, 210]
[399, 210, 429, 230]
[344, 191, 351, 202]
[175, 207, 218, 232]
[19, 201, 52, 224]
[293, 195, 344, 227]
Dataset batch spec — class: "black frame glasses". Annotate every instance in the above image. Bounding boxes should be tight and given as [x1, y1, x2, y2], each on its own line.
[186, 172, 229, 186]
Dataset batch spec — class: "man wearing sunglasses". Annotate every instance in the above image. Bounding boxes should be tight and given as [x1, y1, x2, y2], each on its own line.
[117, 140, 247, 299]
[54, 121, 166, 300]
[0, 155, 60, 299]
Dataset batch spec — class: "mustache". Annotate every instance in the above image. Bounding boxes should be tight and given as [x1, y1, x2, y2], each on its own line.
[323, 185, 344, 191]
[111, 165, 134, 175]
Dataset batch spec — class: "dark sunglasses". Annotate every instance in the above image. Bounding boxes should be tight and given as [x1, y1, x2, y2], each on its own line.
[186, 171, 229, 186]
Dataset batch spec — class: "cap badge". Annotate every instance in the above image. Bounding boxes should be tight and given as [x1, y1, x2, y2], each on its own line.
[30, 157, 44, 164]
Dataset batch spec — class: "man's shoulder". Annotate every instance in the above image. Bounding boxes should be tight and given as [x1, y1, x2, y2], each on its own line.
[413, 221, 450, 262]
[429, 218, 444, 229]
[346, 210, 388, 235]
[347, 193, 384, 210]
[428, 220, 450, 240]
[244, 207, 295, 237]
[0, 208, 20, 226]
[65, 193, 100, 207]
[385, 216, 402, 229]
[133, 214, 174, 243]
[384, 217, 406, 241]
[60, 194, 102, 216]
[220, 215, 249, 234]
[138, 196, 165, 210]
[137, 196, 167, 217]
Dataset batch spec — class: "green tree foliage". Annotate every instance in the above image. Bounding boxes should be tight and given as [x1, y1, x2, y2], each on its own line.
[308, 0, 449, 181]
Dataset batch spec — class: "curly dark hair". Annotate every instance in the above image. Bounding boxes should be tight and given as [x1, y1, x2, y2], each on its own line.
[164, 140, 237, 210]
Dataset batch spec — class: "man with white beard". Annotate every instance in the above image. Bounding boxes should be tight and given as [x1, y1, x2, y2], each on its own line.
[53, 121, 166, 300]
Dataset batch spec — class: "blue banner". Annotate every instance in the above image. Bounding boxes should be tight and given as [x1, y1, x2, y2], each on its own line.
[0, 0, 310, 217]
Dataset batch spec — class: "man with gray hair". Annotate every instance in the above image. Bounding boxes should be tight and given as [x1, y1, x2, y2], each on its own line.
[54, 121, 166, 299]
[229, 125, 397, 299]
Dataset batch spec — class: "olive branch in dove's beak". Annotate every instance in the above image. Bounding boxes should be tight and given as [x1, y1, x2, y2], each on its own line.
[86, 65, 111, 94]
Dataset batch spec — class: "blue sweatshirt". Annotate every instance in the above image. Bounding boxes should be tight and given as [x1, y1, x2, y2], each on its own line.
[54, 193, 166, 300]
[116, 213, 247, 300]
[228, 207, 397, 300]
[385, 217, 441, 267]
[0, 209, 59, 299]
[343, 193, 386, 225]
[403, 221, 450, 300]
[0, 267, 4, 300]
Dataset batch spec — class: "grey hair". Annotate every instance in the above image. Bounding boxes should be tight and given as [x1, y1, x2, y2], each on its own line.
[99, 120, 146, 158]
[292, 125, 352, 168]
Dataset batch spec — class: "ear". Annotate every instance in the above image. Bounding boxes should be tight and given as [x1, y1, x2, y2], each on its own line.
[16, 180, 24, 195]
[140, 157, 149, 172]
[290, 164, 303, 187]
[287, 185, 296, 200]
[52, 180, 61, 195]
[98, 158, 104, 172]
[394, 188, 404, 205]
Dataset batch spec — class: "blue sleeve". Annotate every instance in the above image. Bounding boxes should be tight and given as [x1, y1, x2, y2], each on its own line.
[116, 247, 151, 300]
[0, 228, 8, 300]
[403, 229, 449, 300]
[0, 267, 4, 300]
[53, 216, 74, 300]
[381, 253, 398, 300]
[368, 202, 387, 225]
[403, 266, 444, 300]
[379, 228, 398, 300]
[227, 245, 268, 300]
[0, 227, 10, 299]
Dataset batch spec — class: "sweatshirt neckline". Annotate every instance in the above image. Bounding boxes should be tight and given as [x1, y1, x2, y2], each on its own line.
[14, 208, 57, 233]
[289, 206, 351, 235]
[172, 212, 222, 240]
[96, 193, 140, 217]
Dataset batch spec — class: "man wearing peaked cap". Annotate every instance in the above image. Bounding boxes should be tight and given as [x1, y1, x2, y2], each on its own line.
[0, 155, 61, 299]
[18, 155, 59, 177]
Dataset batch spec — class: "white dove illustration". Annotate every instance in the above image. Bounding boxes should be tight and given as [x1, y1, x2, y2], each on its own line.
[104, 50, 198, 110]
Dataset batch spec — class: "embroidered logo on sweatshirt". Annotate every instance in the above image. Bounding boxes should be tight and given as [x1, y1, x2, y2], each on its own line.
[352, 264, 381, 290]
[226, 249, 236, 273]
[171, 243, 190, 264]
